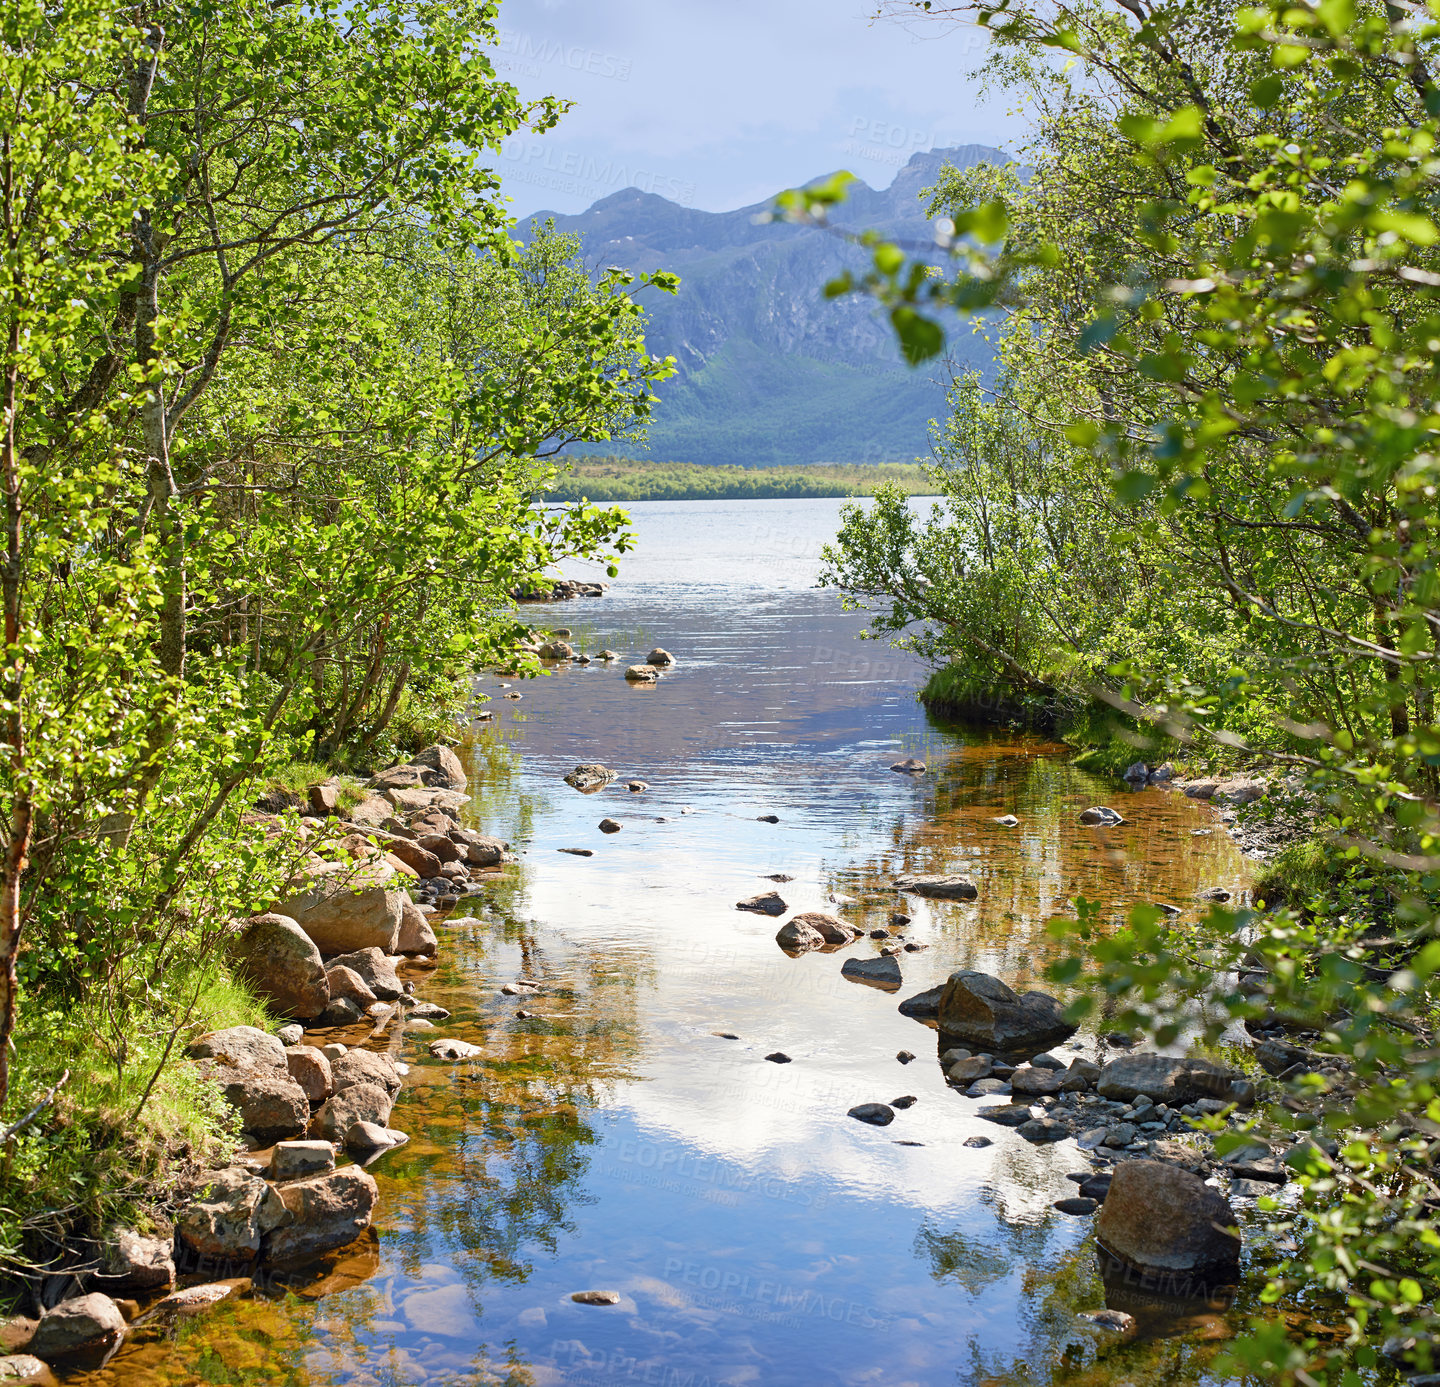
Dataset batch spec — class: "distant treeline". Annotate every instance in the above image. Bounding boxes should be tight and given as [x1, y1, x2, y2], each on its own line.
[545, 457, 938, 501]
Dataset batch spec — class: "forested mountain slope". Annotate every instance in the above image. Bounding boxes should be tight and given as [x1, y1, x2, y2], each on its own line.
[519, 145, 1007, 465]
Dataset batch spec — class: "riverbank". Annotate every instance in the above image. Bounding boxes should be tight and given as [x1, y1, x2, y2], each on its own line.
[543, 456, 939, 501]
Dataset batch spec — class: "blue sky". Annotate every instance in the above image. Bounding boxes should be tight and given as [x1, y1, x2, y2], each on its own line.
[489, 0, 1024, 220]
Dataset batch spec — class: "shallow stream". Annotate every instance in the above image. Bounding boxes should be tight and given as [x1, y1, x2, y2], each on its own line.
[83, 499, 1275, 1387]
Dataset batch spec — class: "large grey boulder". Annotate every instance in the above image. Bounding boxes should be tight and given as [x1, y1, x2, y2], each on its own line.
[347, 794, 393, 828]
[410, 744, 467, 790]
[1097, 1054, 1240, 1106]
[276, 860, 403, 954]
[205, 1065, 310, 1145]
[1095, 1160, 1241, 1275]
[937, 970, 1076, 1051]
[310, 1082, 394, 1144]
[894, 874, 978, 901]
[230, 913, 329, 1020]
[331, 1048, 402, 1097]
[264, 1166, 379, 1262]
[369, 764, 425, 793]
[326, 948, 401, 1001]
[30, 1294, 125, 1362]
[184, 1026, 285, 1073]
[176, 1168, 288, 1262]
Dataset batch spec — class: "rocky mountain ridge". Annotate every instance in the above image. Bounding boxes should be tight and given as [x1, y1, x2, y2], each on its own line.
[519, 144, 1009, 466]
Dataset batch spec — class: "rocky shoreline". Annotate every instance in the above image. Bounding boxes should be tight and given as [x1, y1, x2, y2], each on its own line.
[0, 743, 511, 1379]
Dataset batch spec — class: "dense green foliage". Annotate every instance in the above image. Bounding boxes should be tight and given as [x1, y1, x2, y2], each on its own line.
[809, 0, 1440, 1378]
[0, 0, 672, 1276]
[545, 457, 938, 501]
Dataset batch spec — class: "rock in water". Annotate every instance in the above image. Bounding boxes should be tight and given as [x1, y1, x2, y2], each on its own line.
[937, 970, 1077, 1050]
[430, 1038, 482, 1060]
[992, 814, 1019, 827]
[978, 1104, 1036, 1128]
[599, 818, 622, 834]
[231, 913, 330, 1021]
[571, 1290, 621, 1305]
[841, 955, 902, 990]
[646, 648, 674, 665]
[893, 873, 978, 901]
[563, 764, 615, 793]
[1097, 1054, 1240, 1105]
[736, 891, 787, 916]
[264, 1166, 379, 1262]
[625, 664, 659, 683]
[1094, 1160, 1241, 1279]
[775, 917, 825, 952]
[30, 1294, 126, 1363]
[889, 758, 926, 774]
[326, 948, 402, 1001]
[396, 902, 438, 957]
[847, 1103, 895, 1126]
[789, 911, 860, 944]
[1079, 806, 1125, 826]
[269, 1141, 336, 1180]
[176, 1168, 285, 1262]
[897, 985, 944, 1021]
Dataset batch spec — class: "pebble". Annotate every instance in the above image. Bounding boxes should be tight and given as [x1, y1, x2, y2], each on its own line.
[712, 1032, 740, 1040]
[765, 1052, 791, 1064]
[1053, 1196, 1099, 1215]
[756, 814, 779, 824]
[558, 848, 594, 857]
[1082, 1309, 1135, 1332]
[896, 1051, 915, 1064]
[598, 819, 622, 834]
[571, 1291, 620, 1306]
[962, 1136, 993, 1148]
[891, 1096, 917, 1109]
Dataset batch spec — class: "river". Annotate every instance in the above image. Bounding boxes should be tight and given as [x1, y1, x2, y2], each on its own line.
[85, 498, 1263, 1387]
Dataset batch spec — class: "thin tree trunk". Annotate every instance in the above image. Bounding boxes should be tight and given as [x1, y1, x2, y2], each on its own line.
[0, 190, 31, 1112]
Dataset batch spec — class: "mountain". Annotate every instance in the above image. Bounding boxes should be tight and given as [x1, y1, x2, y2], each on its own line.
[518, 144, 1009, 468]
